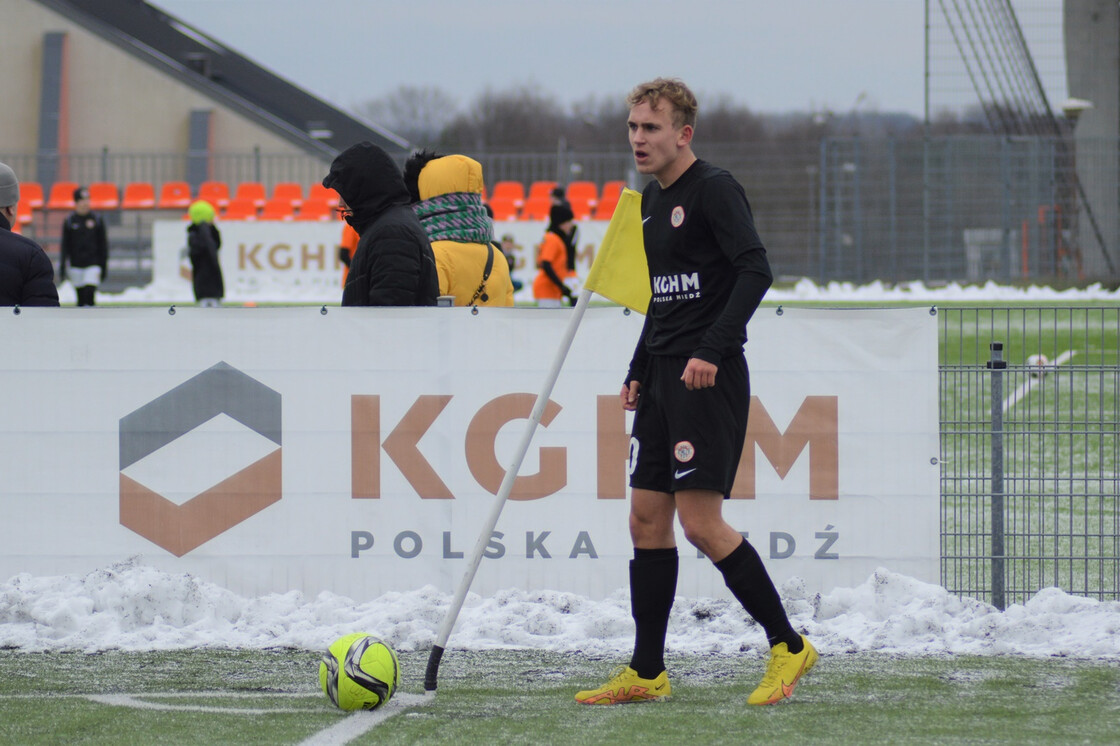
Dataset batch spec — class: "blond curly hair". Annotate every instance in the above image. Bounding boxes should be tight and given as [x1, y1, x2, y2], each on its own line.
[626, 78, 698, 130]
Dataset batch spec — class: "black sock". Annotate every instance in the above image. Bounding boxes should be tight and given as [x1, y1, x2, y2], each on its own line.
[714, 539, 801, 652]
[628, 547, 678, 679]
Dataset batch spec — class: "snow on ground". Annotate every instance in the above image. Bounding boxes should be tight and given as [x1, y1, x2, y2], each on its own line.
[99, 277, 1120, 306]
[767, 278, 1120, 303]
[1, 560, 1117, 659]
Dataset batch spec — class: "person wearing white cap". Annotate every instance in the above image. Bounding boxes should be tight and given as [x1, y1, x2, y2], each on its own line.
[0, 162, 60, 307]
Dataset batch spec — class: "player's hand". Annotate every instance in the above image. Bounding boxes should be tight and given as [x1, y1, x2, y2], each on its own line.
[620, 381, 641, 411]
[681, 358, 717, 390]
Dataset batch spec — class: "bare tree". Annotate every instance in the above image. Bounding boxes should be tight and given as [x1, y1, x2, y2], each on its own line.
[439, 86, 569, 150]
[566, 94, 629, 149]
[698, 94, 767, 143]
[360, 82, 924, 151]
[353, 85, 460, 147]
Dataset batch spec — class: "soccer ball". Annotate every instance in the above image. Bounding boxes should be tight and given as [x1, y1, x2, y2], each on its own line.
[1025, 353, 1049, 379]
[319, 633, 400, 711]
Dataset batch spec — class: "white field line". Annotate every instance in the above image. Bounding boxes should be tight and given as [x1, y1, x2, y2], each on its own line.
[297, 693, 430, 746]
[84, 692, 320, 714]
[1002, 350, 1077, 414]
[5, 688, 430, 744]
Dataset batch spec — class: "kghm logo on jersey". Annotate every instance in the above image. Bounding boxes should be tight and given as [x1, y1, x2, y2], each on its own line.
[651, 272, 701, 302]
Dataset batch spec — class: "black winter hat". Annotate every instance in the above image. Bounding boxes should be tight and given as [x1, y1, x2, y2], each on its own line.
[73, 187, 90, 202]
[549, 204, 574, 226]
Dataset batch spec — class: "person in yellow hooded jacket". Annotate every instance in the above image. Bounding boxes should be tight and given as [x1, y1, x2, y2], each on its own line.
[403, 150, 514, 307]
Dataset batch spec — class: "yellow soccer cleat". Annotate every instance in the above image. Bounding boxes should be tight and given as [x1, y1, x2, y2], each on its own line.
[575, 665, 671, 705]
[747, 635, 818, 706]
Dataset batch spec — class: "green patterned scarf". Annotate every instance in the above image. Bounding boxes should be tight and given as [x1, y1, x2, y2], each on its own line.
[412, 192, 492, 244]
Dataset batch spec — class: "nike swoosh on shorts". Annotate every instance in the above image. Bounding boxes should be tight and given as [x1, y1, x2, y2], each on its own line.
[674, 468, 696, 479]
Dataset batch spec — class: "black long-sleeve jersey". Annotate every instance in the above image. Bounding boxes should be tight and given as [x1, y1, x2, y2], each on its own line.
[60, 211, 109, 274]
[626, 159, 772, 384]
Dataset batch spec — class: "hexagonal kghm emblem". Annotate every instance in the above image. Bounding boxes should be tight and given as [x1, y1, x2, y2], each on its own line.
[119, 362, 282, 556]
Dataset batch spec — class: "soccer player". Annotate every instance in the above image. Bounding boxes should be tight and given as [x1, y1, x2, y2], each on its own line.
[575, 78, 817, 707]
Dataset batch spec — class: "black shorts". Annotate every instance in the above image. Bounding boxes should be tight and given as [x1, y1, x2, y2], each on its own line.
[628, 354, 750, 498]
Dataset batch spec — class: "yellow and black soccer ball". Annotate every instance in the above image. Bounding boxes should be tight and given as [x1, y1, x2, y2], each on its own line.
[319, 633, 400, 711]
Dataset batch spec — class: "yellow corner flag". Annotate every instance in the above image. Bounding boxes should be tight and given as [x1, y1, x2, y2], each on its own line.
[583, 188, 650, 314]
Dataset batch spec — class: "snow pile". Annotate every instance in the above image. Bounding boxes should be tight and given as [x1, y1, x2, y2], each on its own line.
[2, 561, 1117, 658]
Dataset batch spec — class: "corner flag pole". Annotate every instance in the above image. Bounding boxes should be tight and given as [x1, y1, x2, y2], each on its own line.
[424, 288, 594, 695]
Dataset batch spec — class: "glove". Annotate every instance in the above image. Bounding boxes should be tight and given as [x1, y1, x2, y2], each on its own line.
[338, 247, 352, 267]
[561, 286, 574, 305]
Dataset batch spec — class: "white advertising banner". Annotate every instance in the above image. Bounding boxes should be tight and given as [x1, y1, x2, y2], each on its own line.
[150, 220, 609, 303]
[0, 306, 939, 600]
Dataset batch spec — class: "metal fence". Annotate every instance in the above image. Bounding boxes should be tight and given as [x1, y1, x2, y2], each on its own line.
[0, 149, 333, 195]
[483, 135, 1120, 284]
[5, 134, 1118, 284]
[938, 306, 1120, 607]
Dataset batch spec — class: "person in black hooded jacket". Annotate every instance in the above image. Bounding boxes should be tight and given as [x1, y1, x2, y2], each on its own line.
[322, 142, 438, 307]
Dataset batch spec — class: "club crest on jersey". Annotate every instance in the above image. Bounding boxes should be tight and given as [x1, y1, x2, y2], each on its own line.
[674, 441, 695, 462]
[671, 206, 685, 227]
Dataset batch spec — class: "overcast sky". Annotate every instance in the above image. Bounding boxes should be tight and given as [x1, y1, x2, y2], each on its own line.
[150, 1, 1066, 120]
[150, 0, 927, 117]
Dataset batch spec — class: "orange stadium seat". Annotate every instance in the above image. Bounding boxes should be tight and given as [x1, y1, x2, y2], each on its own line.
[487, 197, 521, 221]
[526, 181, 557, 203]
[16, 199, 33, 226]
[222, 198, 258, 220]
[234, 182, 267, 208]
[157, 181, 192, 209]
[521, 180, 558, 221]
[307, 183, 340, 208]
[259, 197, 295, 221]
[197, 181, 230, 209]
[47, 181, 79, 211]
[593, 180, 626, 220]
[520, 197, 552, 221]
[566, 181, 598, 220]
[20, 182, 44, 210]
[593, 201, 617, 220]
[599, 180, 625, 203]
[566, 181, 598, 203]
[489, 181, 525, 208]
[87, 182, 120, 210]
[122, 182, 156, 209]
[271, 182, 304, 208]
[294, 199, 333, 221]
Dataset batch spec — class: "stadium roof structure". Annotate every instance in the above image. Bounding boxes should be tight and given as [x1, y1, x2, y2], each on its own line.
[34, 0, 409, 157]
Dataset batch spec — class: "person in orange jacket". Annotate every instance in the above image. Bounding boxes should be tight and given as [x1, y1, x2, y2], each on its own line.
[532, 204, 577, 307]
[338, 222, 359, 289]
